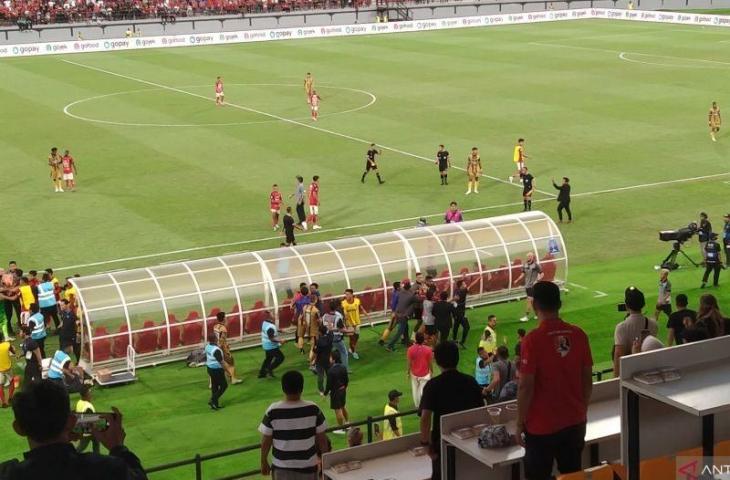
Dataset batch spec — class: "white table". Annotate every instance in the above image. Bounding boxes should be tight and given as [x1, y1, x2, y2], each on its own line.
[442, 397, 621, 479]
[323, 449, 431, 480]
[622, 361, 730, 480]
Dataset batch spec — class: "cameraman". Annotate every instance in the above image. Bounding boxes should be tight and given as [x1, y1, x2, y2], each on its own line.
[701, 233, 723, 289]
[612, 287, 657, 376]
[0, 380, 146, 480]
[698, 212, 712, 261]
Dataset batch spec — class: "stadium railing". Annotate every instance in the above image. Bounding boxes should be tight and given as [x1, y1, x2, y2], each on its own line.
[145, 367, 615, 479]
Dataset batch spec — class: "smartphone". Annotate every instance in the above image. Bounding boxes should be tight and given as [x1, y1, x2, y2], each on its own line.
[72, 413, 110, 435]
[617, 303, 627, 312]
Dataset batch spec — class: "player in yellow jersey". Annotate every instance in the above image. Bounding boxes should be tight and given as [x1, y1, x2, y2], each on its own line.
[509, 138, 528, 184]
[709, 101, 722, 142]
[341, 289, 369, 360]
[304, 72, 314, 105]
[48, 147, 63, 193]
[465, 147, 482, 195]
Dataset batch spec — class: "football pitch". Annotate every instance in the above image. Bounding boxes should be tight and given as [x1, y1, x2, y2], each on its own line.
[2, 16, 730, 478]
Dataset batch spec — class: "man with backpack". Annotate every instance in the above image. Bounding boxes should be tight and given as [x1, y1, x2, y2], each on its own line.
[612, 287, 658, 376]
[492, 345, 518, 402]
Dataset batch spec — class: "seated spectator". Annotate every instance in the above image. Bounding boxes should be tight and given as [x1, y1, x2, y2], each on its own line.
[666, 294, 695, 346]
[0, 380, 146, 480]
[683, 315, 710, 343]
[697, 294, 727, 338]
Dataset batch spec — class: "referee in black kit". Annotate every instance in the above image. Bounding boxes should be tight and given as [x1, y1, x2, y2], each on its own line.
[552, 176, 572, 223]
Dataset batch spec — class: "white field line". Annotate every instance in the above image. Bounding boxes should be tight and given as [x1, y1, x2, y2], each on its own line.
[54, 170, 730, 272]
[61, 59, 552, 195]
[594, 291, 608, 298]
[567, 282, 589, 290]
[618, 51, 722, 69]
[531, 41, 730, 66]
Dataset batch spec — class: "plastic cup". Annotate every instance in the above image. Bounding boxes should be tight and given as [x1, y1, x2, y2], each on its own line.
[487, 407, 502, 424]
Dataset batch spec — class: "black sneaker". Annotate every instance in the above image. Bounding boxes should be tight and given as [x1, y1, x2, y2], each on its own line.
[208, 401, 218, 411]
[267, 370, 276, 378]
[377, 339, 385, 346]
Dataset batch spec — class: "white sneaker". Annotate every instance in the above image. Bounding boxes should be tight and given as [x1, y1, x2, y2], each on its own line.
[59, 188, 64, 192]
[508, 176, 513, 184]
[312, 225, 322, 230]
[474, 189, 479, 194]
[465, 190, 472, 195]
[519, 316, 529, 322]
[302, 222, 308, 231]
[332, 429, 348, 435]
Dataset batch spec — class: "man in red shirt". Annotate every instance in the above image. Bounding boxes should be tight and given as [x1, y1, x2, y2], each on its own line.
[406, 331, 432, 408]
[516, 281, 593, 480]
[308, 175, 321, 230]
[269, 184, 282, 231]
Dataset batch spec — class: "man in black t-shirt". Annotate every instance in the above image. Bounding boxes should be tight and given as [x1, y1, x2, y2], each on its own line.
[521, 167, 535, 212]
[59, 300, 79, 362]
[361, 144, 385, 184]
[419, 341, 483, 480]
[435, 144, 450, 185]
[432, 291, 455, 342]
[280, 206, 302, 247]
[666, 294, 696, 346]
[701, 233, 723, 288]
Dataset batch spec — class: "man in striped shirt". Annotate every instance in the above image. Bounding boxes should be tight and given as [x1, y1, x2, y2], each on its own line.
[260, 370, 329, 479]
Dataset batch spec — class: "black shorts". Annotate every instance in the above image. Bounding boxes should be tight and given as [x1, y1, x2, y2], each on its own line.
[525, 287, 534, 298]
[285, 232, 296, 244]
[657, 304, 672, 316]
[330, 388, 347, 410]
[365, 161, 377, 171]
[438, 161, 448, 172]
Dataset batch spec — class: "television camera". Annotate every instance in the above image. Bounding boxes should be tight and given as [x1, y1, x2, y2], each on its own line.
[658, 222, 700, 270]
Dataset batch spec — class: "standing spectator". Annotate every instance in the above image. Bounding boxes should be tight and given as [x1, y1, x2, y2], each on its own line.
[613, 287, 657, 376]
[552, 177, 572, 223]
[698, 212, 712, 260]
[432, 291, 455, 343]
[205, 333, 228, 410]
[259, 371, 328, 480]
[722, 213, 730, 267]
[289, 175, 308, 231]
[0, 381, 146, 480]
[258, 314, 286, 379]
[0, 331, 16, 408]
[451, 279, 469, 348]
[407, 332, 433, 408]
[37, 273, 60, 331]
[58, 300, 79, 362]
[213, 312, 242, 385]
[474, 346, 494, 400]
[313, 325, 332, 396]
[701, 233, 723, 288]
[324, 350, 349, 434]
[28, 304, 47, 358]
[386, 282, 418, 352]
[514, 328, 527, 365]
[322, 300, 348, 373]
[697, 294, 727, 338]
[516, 281, 593, 480]
[480, 314, 498, 354]
[666, 294, 696, 346]
[382, 390, 403, 441]
[683, 315, 710, 343]
[280, 206, 302, 247]
[419, 341, 483, 480]
[74, 387, 99, 454]
[379, 281, 401, 345]
[654, 268, 672, 321]
[493, 345, 518, 402]
[341, 289, 368, 360]
[513, 252, 544, 322]
[444, 202, 463, 223]
[21, 326, 42, 383]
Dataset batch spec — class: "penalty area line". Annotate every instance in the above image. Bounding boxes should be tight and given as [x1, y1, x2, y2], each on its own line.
[59, 58, 552, 197]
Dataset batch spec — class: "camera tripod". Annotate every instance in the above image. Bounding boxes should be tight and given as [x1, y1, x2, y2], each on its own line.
[660, 242, 701, 270]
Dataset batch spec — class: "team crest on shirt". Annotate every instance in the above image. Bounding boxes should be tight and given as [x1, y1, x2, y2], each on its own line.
[554, 336, 571, 357]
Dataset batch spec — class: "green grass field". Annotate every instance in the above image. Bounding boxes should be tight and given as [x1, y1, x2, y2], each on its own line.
[2, 16, 730, 479]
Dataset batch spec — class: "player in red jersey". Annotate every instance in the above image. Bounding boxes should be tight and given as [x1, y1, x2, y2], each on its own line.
[310, 90, 321, 121]
[215, 76, 224, 106]
[61, 150, 77, 192]
[308, 175, 321, 230]
[270, 184, 283, 231]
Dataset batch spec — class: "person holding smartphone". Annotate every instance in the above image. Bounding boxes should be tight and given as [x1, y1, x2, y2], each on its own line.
[0, 380, 146, 479]
[612, 287, 658, 376]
